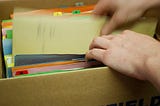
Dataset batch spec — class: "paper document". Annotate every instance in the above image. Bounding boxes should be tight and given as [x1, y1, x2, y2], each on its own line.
[13, 15, 105, 56]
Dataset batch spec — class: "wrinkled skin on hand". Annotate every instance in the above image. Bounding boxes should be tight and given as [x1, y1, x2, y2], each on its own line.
[86, 30, 160, 82]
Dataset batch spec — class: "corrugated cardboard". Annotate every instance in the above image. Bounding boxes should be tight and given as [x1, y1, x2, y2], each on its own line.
[0, 67, 159, 106]
[0, 0, 159, 106]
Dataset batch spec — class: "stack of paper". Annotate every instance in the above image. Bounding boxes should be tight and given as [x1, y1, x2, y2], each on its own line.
[2, 5, 105, 77]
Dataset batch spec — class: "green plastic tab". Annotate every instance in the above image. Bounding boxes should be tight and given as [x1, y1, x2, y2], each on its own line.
[72, 10, 81, 14]
[6, 30, 13, 39]
[2, 19, 12, 23]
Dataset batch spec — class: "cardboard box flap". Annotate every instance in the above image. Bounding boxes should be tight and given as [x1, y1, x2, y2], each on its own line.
[0, 67, 158, 106]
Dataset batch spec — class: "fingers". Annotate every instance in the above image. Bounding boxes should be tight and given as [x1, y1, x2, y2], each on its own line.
[101, 11, 126, 35]
[94, 0, 126, 34]
[86, 35, 115, 62]
[86, 48, 106, 62]
[93, 0, 108, 15]
[89, 36, 111, 50]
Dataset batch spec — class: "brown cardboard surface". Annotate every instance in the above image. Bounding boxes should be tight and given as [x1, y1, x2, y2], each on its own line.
[0, 0, 159, 105]
[0, 67, 159, 106]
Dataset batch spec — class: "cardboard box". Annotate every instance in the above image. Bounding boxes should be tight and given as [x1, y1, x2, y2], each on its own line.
[0, 67, 159, 106]
[0, 0, 159, 106]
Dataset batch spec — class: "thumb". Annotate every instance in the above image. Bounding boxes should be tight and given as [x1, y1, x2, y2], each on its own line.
[101, 11, 126, 35]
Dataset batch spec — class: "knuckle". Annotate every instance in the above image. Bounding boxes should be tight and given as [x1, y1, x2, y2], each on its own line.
[89, 50, 94, 55]
[89, 49, 96, 56]
[92, 37, 101, 44]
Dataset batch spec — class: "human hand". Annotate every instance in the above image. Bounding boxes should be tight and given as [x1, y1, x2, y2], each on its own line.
[86, 30, 160, 81]
[94, 0, 152, 34]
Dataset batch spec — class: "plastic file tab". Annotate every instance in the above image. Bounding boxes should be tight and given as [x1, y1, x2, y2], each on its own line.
[15, 70, 28, 76]
[53, 12, 63, 16]
[72, 10, 81, 14]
